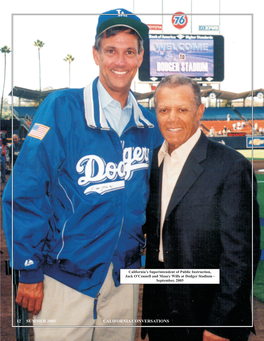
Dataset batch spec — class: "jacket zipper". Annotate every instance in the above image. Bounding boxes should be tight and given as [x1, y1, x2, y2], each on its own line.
[56, 177, 75, 261]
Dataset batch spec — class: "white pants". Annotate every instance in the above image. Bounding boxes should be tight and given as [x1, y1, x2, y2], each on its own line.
[33, 263, 139, 341]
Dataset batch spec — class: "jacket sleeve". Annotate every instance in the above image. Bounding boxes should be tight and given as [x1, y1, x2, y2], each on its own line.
[206, 156, 261, 338]
[3, 94, 67, 284]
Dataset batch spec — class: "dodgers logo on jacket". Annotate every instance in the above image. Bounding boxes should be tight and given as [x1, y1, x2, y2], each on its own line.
[76, 146, 149, 195]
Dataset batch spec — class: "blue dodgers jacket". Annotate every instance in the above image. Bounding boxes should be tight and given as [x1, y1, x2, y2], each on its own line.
[3, 78, 163, 298]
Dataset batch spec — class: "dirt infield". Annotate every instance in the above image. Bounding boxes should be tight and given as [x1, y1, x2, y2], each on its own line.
[1, 158, 264, 341]
[253, 159, 264, 174]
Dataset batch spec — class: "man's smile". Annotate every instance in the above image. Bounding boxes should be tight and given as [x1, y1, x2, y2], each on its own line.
[168, 128, 182, 132]
[112, 70, 128, 75]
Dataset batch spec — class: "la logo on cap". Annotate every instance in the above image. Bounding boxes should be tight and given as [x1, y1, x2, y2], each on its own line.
[117, 9, 128, 17]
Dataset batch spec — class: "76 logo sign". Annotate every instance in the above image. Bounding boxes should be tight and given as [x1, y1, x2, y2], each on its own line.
[172, 12, 188, 29]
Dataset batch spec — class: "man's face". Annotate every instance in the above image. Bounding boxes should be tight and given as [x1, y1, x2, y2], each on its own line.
[93, 30, 144, 100]
[155, 85, 204, 155]
[13, 136, 19, 144]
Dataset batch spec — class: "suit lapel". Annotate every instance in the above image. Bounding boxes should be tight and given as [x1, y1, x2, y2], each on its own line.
[165, 132, 208, 219]
[148, 147, 163, 237]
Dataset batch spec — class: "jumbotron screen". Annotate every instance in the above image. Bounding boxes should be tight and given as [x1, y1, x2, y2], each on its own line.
[139, 34, 224, 82]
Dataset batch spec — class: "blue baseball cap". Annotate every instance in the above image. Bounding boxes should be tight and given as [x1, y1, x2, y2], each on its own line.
[96, 8, 149, 40]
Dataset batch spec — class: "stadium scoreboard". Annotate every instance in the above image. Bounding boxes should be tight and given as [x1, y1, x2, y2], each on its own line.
[139, 34, 224, 83]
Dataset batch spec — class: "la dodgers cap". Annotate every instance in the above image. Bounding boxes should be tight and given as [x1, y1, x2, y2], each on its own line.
[96, 8, 149, 40]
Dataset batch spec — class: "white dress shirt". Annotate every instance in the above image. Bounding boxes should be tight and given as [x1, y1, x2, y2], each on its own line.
[158, 128, 201, 262]
[97, 80, 132, 136]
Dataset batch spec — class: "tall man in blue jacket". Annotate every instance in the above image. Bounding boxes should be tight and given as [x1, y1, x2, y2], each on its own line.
[142, 75, 260, 341]
[3, 8, 162, 341]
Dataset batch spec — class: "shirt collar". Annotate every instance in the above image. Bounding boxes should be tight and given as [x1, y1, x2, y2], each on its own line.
[83, 78, 154, 129]
[97, 80, 132, 110]
[158, 128, 201, 167]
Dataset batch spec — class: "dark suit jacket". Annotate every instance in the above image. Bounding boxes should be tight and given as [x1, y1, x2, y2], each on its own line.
[142, 132, 261, 339]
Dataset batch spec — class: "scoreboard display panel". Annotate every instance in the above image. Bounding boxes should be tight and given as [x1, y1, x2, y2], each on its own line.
[139, 34, 224, 82]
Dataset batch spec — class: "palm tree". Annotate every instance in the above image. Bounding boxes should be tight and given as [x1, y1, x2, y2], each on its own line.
[1, 45, 11, 119]
[63, 54, 75, 88]
[34, 40, 45, 91]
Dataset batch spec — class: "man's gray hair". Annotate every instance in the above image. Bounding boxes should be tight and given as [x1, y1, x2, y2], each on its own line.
[154, 75, 202, 108]
[94, 26, 144, 54]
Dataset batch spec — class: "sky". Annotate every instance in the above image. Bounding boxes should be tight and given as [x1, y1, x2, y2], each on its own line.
[0, 0, 264, 103]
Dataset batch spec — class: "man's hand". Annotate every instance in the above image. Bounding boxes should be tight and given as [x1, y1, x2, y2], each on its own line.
[16, 282, 44, 315]
[203, 330, 230, 341]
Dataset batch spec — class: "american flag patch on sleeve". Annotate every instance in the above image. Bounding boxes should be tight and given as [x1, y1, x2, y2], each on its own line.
[28, 123, 50, 140]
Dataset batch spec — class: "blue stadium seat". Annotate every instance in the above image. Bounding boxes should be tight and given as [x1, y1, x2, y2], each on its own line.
[202, 107, 240, 121]
[235, 107, 264, 120]
[13, 106, 37, 119]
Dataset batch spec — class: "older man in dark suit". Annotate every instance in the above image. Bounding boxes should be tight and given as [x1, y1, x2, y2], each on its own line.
[142, 75, 260, 341]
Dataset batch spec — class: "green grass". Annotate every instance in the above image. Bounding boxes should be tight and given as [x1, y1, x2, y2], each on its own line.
[256, 174, 264, 218]
[253, 174, 264, 302]
[253, 261, 264, 302]
[256, 174, 264, 250]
